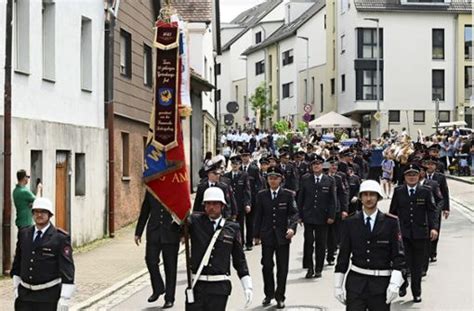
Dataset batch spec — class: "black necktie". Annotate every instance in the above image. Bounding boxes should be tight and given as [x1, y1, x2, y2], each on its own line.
[429, 175, 433, 180]
[210, 183, 215, 187]
[33, 230, 42, 247]
[272, 191, 277, 200]
[410, 188, 415, 197]
[315, 176, 320, 183]
[211, 220, 216, 231]
[243, 166, 247, 172]
[365, 217, 371, 233]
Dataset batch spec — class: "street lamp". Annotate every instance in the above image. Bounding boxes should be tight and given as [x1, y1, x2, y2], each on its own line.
[364, 18, 380, 138]
[297, 36, 310, 109]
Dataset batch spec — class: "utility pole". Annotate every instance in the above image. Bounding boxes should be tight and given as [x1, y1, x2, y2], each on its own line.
[2, 0, 13, 275]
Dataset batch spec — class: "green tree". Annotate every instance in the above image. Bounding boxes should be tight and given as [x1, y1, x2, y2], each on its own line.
[249, 82, 274, 126]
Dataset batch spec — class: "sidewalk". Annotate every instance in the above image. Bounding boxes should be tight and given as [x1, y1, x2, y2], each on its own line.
[0, 223, 147, 310]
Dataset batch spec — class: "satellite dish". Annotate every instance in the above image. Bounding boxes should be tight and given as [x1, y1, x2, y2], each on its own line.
[224, 114, 234, 126]
[226, 101, 239, 113]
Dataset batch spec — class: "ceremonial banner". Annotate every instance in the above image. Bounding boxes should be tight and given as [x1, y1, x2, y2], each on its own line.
[144, 19, 191, 223]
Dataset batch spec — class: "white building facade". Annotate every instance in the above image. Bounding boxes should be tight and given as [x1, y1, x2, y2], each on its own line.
[0, 0, 107, 264]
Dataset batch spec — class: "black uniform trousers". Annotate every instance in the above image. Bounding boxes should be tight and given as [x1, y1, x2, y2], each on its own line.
[15, 299, 56, 311]
[403, 237, 426, 297]
[303, 223, 328, 273]
[145, 241, 179, 302]
[326, 212, 342, 262]
[430, 214, 442, 258]
[186, 281, 229, 311]
[237, 209, 255, 248]
[261, 243, 290, 302]
[346, 290, 389, 311]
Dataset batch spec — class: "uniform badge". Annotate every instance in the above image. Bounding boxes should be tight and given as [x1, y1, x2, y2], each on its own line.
[63, 246, 72, 256]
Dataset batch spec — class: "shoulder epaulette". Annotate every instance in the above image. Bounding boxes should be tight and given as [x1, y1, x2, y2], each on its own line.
[284, 189, 296, 196]
[258, 189, 267, 194]
[57, 227, 70, 236]
[385, 213, 398, 219]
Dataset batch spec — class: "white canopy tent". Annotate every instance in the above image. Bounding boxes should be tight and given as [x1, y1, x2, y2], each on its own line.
[308, 111, 361, 129]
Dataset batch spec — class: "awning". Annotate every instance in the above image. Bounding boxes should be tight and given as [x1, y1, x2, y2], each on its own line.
[308, 111, 361, 129]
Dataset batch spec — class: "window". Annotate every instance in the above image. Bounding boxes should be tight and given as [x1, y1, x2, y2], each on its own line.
[282, 82, 293, 98]
[268, 55, 273, 81]
[414, 111, 425, 123]
[320, 84, 324, 112]
[143, 44, 152, 87]
[255, 60, 265, 75]
[324, 14, 327, 29]
[311, 77, 315, 104]
[15, 0, 30, 73]
[120, 29, 132, 78]
[465, 66, 472, 100]
[439, 111, 450, 122]
[30, 150, 43, 194]
[389, 110, 400, 123]
[121, 132, 130, 178]
[432, 70, 444, 101]
[465, 25, 472, 60]
[358, 28, 383, 59]
[330, 78, 335, 95]
[340, 35, 345, 54]
[341, 74, 345, 92]
[204, 57, 208, 80]
[81, 17, 92, 91]
[255, 31, 262, 44]
[356, 69, 383, 100]
[216, 63, 221, 75]
[268, 85, 273, 103]
[432, 29, 444, 59]
[42, 0, 55, 81]
[216, 89, 221, 101]
[235, 85, 239, 101]
[75, 153, 86, 196]
[304, 79, 308, 104]
[282, 49, 293, 66]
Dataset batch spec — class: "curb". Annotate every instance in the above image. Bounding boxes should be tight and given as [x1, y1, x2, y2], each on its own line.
[70, 248, 186, 310]
[446, 174, 474, 185]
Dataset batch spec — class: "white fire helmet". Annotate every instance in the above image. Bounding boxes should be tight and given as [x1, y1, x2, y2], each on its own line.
[203, 187, 227, 205]
[358, 180, 384, 200]
[32, 197, 54, 215]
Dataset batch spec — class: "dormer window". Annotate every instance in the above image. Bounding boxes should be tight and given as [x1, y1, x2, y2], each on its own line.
[255, 31, 262, 44]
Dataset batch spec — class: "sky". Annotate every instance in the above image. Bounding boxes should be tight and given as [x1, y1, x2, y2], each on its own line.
[219, 0, 266, 23]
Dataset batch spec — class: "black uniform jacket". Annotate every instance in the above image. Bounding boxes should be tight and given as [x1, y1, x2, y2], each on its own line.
[241, 163, 260, 201]
[223, 171, 251, 210]
[279, 163, 298, 192]
[421, 179, 444, 212]
[295, 161, 309, 189]
[335, 211, 405, 295]
[330, 173, 349, 213]
[11, 224, 75, 302]
[193, 180, 237, 218]
[135, 191, 180, 244]
[427, 171, 450, 211]
[297, 174, 337, 225]
[254, 188, 299, 246]
[189, 214, 249, 295]
[389, 185, 440, 240]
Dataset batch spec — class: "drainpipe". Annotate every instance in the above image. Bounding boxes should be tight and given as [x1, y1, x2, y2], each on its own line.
[2, 0, 13, 275]
[105, 0, 117, 237]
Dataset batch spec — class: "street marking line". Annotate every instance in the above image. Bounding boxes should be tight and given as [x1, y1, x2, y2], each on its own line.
[451, 199, 474, 223]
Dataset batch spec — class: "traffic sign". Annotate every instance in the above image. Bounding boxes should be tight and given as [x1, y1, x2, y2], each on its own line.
[304, 104, 312, 113]
[303, 113, 312, 122]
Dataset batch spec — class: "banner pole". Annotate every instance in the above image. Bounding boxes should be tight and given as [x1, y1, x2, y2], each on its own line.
[184, 218, 194, 303]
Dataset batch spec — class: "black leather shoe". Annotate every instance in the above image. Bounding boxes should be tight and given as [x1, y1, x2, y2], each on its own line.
[413, 296, 422, 303]
[305, 269, 314, 279]
[262, 297, 272, 306]
[147, 292, 160, 303]
[327, 260, 335, 266]
[399, 287, 407, 297]
[163, 301, 174, 308]
[430, 256, 437, 263]
[276, 300, 285, 309]
[314, 271, 322, 278]
[422, 271, 427, 277]
[246, 246, 253, 251]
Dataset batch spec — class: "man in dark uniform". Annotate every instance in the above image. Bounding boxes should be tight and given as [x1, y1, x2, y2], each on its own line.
[294, 151, 309, 192]
[424, 156, 450, 263]
[241, 149, 260, 250]
[418, 160, 444, 276]
[298, 155, 337, 279]
[254, 167, 299, 309]
[326, 156, 349, 266]
[193, 163, 237, 219]
[279, 152, 298, 192]
[389, 163, 439, 303]
[427, 144, 446, 173]
[305, 143, 315, 162]
[135, 191, 180, 308]
[257, 157, 270, 190]
[347, 167, 362, 214]
[335, 180, 405, 311]
[223, 156, 252, 249]
[187, 187, 253, 310]
[11, 198, 75, 311]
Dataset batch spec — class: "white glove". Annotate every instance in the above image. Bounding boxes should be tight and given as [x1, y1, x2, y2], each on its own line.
[240, 275, 253, 308]
[334, 272, 346, 305]
[386, 270, 403, 304]
[351, 196, 358, 204]
[13, 275, 21, 299]
[57, 297, 69, 311]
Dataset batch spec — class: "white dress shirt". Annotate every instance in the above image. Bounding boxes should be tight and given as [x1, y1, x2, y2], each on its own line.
[33, 222, 51, 242]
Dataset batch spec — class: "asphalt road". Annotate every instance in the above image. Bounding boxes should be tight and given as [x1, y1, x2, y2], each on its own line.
[113, 180, 473, 311]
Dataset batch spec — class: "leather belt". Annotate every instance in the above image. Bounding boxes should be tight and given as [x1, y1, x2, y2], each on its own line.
[351, 265, 391, 277]
[193, 274, 229, 282]
[20, 278, 62, 291]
